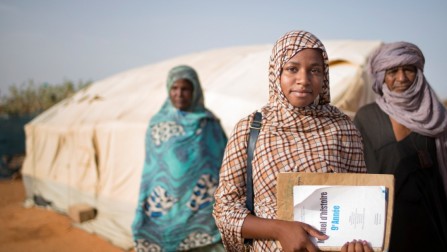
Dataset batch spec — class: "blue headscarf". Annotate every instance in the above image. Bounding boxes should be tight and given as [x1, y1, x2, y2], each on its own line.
[132, 65, 227, 251]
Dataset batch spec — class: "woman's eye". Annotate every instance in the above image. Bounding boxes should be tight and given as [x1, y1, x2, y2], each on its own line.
[286, 67, 297, 72]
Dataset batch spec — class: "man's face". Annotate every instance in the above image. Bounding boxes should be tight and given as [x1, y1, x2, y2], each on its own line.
[384, 65, 417, 93]
[169, 79, 193, 111]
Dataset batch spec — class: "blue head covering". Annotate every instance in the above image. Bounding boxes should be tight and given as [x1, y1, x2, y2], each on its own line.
[161, 65, 205, 113]
[132, 65, 227, 251]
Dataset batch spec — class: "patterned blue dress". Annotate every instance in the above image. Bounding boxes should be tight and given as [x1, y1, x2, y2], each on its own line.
[132, 65, 227, 251]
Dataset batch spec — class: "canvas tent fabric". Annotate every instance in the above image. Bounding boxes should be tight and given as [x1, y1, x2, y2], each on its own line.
[21, 41, 382, 249]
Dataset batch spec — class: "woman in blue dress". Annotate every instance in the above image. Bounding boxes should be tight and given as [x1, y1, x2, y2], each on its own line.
[132, 65, 228, 251]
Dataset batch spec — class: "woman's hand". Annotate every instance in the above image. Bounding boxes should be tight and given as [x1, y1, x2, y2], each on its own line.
[341, 240, 373, 252]
[242, 216, 328, 252]
[273, 220, 328, 252]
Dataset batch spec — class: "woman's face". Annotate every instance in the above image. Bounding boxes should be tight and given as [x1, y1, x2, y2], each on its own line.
[169, 79, 194, 111]
[384, 65, 417, 93]
[280, 49, 324, 107]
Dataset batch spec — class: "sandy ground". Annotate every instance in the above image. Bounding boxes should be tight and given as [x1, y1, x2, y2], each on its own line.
[0, 177, 131, 252]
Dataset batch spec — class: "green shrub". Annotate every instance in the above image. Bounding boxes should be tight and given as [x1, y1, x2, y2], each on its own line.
[0, 80, 92, 117]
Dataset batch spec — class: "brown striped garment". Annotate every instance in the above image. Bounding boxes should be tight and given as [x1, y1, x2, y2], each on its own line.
[213, 30, 366, 251]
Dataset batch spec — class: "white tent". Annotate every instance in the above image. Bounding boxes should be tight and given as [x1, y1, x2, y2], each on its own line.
[22, 41, 382, 249]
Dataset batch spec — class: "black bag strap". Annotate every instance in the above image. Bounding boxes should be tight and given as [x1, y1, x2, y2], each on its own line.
[246, 111, 262, 214]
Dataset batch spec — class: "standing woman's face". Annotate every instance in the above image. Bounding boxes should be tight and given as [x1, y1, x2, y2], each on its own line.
[170, 79, 194, 111]
[280, 49, 324, 107]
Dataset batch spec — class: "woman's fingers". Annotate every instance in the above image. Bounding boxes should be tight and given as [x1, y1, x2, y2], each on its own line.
[341, 240, 374, 252]
[301, 222, 329, 240]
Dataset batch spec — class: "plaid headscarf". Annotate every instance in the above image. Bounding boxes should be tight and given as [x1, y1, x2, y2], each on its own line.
[213, 30, 366, 251]
[257, 30, 365, 174]
[368, 42, 447, 196]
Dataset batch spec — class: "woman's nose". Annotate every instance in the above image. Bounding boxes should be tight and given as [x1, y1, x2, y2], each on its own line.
[296, 71, 310, 85]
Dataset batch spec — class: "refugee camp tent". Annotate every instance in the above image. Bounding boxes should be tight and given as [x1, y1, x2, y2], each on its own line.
[22, 40, 382, 249]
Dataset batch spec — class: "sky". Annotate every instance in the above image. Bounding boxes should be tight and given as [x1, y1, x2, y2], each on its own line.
[1, 0, 446, 99]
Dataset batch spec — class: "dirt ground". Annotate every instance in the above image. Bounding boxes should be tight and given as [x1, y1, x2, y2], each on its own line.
[0, 177, 131, 252]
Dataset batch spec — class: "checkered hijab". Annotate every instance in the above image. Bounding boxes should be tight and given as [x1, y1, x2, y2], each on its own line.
[256, 30, 365, 174]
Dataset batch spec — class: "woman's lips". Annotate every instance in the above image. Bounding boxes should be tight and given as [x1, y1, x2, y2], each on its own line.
[290, 89, 311, 97]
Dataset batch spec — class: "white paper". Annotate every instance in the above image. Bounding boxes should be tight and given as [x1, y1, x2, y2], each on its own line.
[293, 185, 387, 249]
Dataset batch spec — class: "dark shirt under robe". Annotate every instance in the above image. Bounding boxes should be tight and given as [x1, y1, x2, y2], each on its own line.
[354, 103, 447, 252]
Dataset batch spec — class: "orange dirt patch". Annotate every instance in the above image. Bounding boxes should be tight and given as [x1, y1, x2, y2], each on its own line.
[0, 178, 131, 252]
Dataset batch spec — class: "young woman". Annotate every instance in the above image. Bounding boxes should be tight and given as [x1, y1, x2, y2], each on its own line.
[213, 30, 371, 252]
